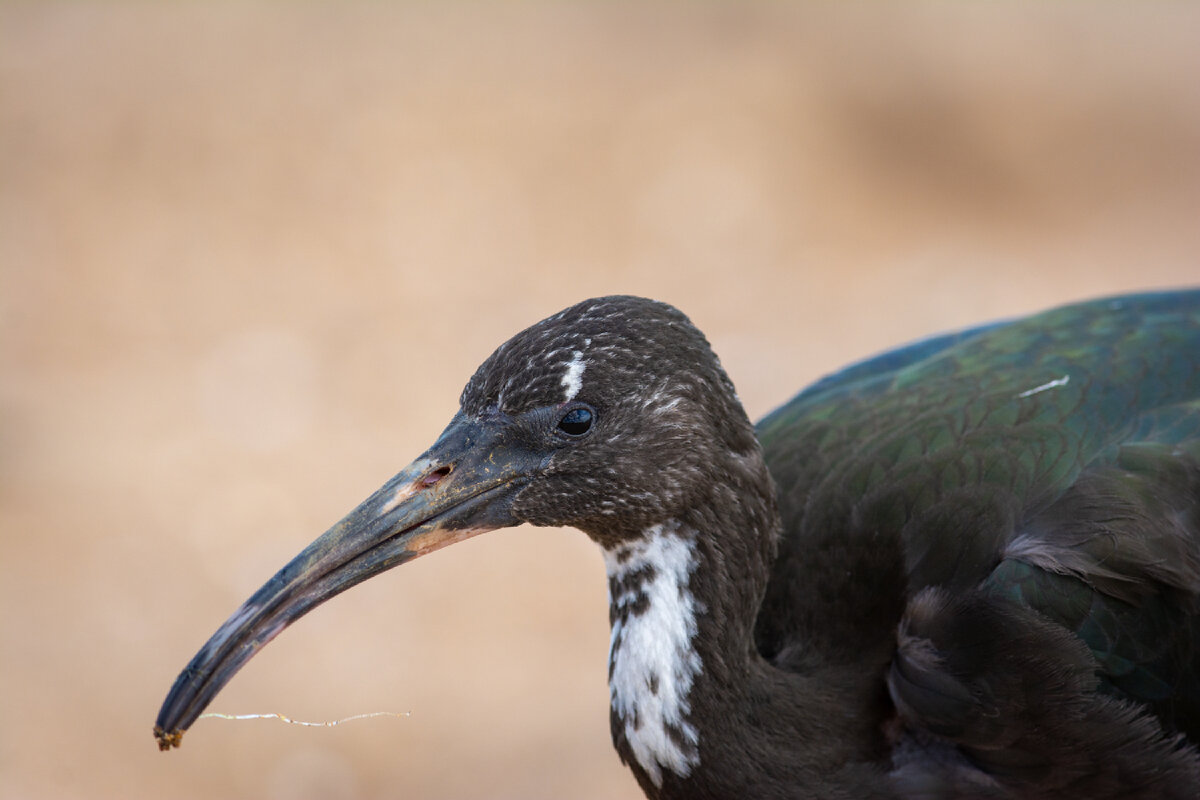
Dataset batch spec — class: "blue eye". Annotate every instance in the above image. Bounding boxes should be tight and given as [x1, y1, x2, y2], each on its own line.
[557, 407, 594, 436]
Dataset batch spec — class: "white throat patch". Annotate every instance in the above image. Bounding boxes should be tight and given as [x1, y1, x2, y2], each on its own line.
[603, 523, 703, 787]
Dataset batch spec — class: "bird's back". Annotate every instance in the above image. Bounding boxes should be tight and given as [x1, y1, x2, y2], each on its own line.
[753, 290, 1200, 796]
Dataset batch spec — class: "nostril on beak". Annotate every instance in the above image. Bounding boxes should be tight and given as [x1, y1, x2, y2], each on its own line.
[421, 466, 452, 488]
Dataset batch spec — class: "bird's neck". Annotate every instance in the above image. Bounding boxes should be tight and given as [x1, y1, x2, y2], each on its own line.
[601, 461, 889, 799]
[603, 521, 710, 791]
[598, 435, 777, 793]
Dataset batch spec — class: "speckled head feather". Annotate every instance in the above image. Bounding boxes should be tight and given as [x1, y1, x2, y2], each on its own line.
[460, 295, 763, 541]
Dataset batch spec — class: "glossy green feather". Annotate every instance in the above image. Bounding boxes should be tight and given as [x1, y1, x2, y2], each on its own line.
[755, 290, 1200, 744]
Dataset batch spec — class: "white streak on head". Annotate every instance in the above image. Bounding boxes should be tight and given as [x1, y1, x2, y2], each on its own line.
[604, 522, 703, 787]
[1016, 373, 1070, 399]
[561, 349, 587, 402]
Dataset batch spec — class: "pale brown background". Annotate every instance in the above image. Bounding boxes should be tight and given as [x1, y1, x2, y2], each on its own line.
[2, 3, 1198, 799]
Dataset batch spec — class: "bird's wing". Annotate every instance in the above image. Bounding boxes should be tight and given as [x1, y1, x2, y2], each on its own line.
[757, 290, 1200, 795]
[986, 435, 1200, 724]
[887, 428, 1200, 798]
[759, 289, 1200, 595]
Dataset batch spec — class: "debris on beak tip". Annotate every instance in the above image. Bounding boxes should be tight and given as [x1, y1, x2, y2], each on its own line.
[154, 725, 184, 751]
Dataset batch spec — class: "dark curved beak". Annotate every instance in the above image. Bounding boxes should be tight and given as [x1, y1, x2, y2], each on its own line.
[154, 412, 535, 750]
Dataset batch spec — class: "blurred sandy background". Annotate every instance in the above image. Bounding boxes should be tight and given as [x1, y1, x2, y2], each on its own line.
[2, 2, 1198, 799]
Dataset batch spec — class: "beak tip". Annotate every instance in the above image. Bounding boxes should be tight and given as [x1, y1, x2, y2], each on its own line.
[155, 725, 184, 752]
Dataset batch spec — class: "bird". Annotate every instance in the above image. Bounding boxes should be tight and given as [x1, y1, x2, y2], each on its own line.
[156, 289, 1200, 799]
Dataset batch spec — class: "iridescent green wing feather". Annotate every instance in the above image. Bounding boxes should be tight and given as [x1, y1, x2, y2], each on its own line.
[756, 290, 1200, 716]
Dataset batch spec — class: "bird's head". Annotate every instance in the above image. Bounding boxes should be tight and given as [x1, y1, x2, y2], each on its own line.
[155, 295, 760, 748]
[462, 295, 757, 540]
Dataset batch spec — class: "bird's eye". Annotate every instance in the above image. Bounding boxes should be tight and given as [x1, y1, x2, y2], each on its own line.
[557, 407, 594, 436]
